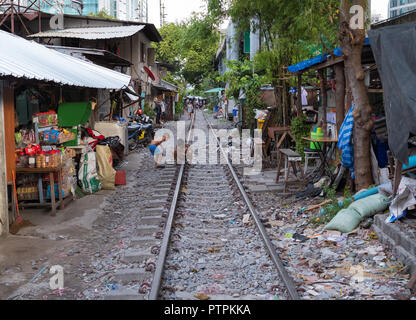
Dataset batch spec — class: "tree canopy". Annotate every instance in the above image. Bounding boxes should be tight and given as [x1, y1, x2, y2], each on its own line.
[153, 13, 220, 90]
[88, 8, 116, 20]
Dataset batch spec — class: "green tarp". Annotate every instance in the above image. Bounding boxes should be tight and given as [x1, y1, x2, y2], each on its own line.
[205, 88, 225, 94]
[58, 102, 92, 127]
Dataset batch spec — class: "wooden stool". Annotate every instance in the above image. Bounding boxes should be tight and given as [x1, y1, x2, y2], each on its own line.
[304, 148, 321, 174]
[276, 149, 305, 192]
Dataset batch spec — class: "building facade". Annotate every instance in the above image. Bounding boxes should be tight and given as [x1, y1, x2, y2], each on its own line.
[38, 0, 140, 21]
[389, 0, 416, 18]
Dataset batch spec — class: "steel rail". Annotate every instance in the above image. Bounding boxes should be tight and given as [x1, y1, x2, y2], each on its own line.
[149, 112, 196, 300]
[202, 111, 301, 300]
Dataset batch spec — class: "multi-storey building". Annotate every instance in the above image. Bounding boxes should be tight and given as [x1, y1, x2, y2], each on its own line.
[389, 0, 416, 18]
[38, 0, 141, 22]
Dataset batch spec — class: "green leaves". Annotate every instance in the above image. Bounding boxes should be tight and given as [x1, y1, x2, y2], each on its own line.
[153, 16, 220, 87]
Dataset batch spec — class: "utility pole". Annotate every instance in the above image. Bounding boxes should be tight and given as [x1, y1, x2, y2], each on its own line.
[160, 0, 166, 27]
[138, 0, 148, 23]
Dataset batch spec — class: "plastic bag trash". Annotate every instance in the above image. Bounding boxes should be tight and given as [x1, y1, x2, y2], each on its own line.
[214, 214, 227, 219]
[105, 284, 118, 291]
[194, 292, 210, 300]
[293, 233, 309, 242]
[385, 210, 407, 223]
[379, 177, 416, 220]
[243, 214, 251, 224]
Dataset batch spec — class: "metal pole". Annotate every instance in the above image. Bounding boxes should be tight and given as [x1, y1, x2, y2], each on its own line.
[0, 82, 10, 236]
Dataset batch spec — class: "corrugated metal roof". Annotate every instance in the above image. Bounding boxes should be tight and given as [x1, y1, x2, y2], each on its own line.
[28, 25, 145, 40]
[0, 30, 131, 89]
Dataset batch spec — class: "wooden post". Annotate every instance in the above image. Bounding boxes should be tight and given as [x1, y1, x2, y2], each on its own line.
[0, 83, 9, 236]
[297, 73, 302, 116]
[335, 63, 346, 134]
[11, 0, 14, 34]
[393, 159, 403, 197]
[320, 69, 328, 136]
[282, 81, 287, 127]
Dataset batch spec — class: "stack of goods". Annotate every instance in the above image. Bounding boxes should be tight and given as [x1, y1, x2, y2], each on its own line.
[61, 158, 77, 197]
[33, 111, 58, 127]
[14, 109, 80, 201]
[16, 175, 39, 201]
[41, 128, 75, 144]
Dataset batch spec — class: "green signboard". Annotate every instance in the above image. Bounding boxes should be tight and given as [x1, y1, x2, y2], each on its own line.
[244, 30, 250, 54]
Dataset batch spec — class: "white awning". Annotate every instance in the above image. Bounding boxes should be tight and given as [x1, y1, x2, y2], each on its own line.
[28, 25, 145, 40]
[0, 30, 131, 89]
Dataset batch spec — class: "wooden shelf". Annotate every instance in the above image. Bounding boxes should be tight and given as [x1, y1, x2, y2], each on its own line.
[368, 88, 383, 93]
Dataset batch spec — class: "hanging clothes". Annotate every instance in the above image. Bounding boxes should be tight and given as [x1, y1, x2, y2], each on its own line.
[15, 89, 39, 125]
[337, 104, 355, 178]
[301, 87, 308, 106]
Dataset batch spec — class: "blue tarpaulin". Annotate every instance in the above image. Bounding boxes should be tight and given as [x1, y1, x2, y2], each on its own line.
[287, 54, 329, 73]
[287, 38, 369, 73]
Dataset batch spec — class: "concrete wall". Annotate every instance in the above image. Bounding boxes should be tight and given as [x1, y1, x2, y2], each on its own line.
[226, 22, 239, 63]
[0, 82, 9, 237]
[250, 19, 260, 61]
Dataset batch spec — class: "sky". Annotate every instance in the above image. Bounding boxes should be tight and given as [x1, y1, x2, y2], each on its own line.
[148, 0, 390, 28]
[148, 0, 207, 28]
[371, 0, 389, 18]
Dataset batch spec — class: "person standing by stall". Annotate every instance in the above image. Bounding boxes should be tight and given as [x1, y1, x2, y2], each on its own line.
[154, 97, 162, 125]
[160, 98, 166, 124]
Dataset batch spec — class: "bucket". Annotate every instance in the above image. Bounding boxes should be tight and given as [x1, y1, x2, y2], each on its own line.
[258, 119, 265, 130]
[310, 129, 323, 150]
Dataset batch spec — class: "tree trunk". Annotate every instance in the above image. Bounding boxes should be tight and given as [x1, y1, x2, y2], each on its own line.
[335, 63, 346, 134]
[345, 72, 353, 114]
[297, 73, 302, 116]
[273, 79, 282, 127]
[282, 80, 288, 127]
[319, 69, 328, 136]
[339, 0, 374, 190]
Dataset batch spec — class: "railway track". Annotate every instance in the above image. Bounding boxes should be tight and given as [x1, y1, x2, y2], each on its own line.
[151, 110, 300, 300]
[105, 110, 300, 300]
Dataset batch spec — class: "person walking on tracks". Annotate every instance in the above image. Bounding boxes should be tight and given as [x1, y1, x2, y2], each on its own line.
[149, 135, 168, 168]
[187, 101, 193, 120]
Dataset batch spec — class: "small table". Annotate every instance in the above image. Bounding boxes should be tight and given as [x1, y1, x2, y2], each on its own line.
[302, 136, 339, 181]
[16, 165, 63, 216]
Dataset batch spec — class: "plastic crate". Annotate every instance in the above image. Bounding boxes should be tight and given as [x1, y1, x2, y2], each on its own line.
[115, 170, 126, 186]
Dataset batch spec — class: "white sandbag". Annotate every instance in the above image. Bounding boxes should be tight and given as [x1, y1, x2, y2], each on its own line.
[78, 151, 101, 194]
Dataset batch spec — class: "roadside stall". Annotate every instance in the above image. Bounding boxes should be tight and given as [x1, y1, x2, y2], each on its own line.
[0, 30, 131, 230]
